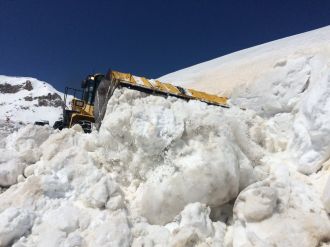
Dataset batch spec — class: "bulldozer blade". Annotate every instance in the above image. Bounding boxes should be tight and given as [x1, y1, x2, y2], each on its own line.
[94, 77, 118, 130]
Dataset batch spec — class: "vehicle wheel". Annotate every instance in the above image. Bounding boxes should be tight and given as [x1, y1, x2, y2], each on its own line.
[53, 120, 64, 130]
[77, 120, 92, 133]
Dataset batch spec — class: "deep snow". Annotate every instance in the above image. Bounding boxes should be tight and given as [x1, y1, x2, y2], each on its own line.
[1, 26, 330, 246]
[161, 26, 330, 175]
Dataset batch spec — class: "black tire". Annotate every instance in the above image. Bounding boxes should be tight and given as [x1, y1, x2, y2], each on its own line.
[34, 121, 48, 126]
[77, 120, 92, 133]
[53, 120, 64, 130]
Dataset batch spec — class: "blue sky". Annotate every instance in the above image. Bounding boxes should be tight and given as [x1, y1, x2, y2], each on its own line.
[0, 0, 329, 90]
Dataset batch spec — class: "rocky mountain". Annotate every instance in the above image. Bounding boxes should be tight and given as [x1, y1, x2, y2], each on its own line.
[0, 75, 64, 126]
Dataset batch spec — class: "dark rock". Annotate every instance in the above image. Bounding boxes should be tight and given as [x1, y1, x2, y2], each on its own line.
[0, 83, 21, 93]
[23, 80, 33, 91]
[24, 96, 33, 101]
[34, 93, 64, 107]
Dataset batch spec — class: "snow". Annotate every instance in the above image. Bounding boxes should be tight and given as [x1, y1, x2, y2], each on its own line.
[1, 26, 330, 246]
[0, 88, 260, 246]
[0, 75, 64, 125]
[0, 125, 52, 186]
[159, 26, 330, 97]
[0, 207, 35, 246]
[232, 154, 330, 246]
[322, 176, 330, 213]
[161, 25, 330, 174]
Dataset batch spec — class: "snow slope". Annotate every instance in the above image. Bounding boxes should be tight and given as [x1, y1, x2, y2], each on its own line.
[161, 26, 330, 174]
[159, 26, 330, 97]
[0, 76, 64, 125]
[1, 26, 330, 247]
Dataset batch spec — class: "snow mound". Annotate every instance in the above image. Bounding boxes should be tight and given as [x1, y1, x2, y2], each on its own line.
[161, 26, 330, 174]
[98, 89, 261, 225]
[1, 85, 328, 246]
[0, 88, 262, 246]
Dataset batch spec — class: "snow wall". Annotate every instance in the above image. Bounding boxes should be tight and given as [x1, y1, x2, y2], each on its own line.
[1, 84, 330, 246]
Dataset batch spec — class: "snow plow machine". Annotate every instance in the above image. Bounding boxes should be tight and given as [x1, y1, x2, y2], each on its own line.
[53, 70, 228, 133]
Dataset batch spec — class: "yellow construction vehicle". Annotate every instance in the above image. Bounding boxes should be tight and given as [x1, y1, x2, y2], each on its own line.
[53, 70, 228, 133]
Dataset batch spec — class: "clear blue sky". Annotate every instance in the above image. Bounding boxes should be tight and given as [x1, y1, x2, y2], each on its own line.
[0, 0, 329, 91]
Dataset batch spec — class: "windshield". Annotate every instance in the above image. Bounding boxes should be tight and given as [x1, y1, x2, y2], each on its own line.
[82, 75, 103, 105]
[83, 79, 95, 105]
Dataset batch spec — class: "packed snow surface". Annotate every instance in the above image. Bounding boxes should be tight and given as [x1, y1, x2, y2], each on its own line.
[1, 26, 330, 246]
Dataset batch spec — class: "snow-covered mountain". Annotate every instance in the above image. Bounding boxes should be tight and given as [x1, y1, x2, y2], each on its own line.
[1, 26, 330, 247]
[0, 76, 64, 125]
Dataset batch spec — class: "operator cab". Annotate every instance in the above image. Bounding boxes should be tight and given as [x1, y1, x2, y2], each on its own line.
[81, 74, 104, 106]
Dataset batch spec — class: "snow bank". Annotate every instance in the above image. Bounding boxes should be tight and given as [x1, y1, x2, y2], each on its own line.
[161, 26, 330, 174]
[231, 53, 330, 174]
[1, 87, 328, 246]
[233, 54, 330, 174]
[288, 56, 330, 174]
[99, 89, 261, 225]
[0, 88, 261, 246]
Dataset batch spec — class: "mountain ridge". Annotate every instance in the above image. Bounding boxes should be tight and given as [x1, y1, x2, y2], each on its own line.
[0, 75, 64, 125]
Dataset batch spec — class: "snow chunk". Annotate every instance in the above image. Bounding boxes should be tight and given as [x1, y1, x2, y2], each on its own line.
[179, 203, 214, 237]
[131, 103, 184, 155]
[0, 208, 35, 246]
[42, 204, 80, 233]
[84, 210, 131, 247]
[0, 151, 25, 186]
[0, 125, 52, 186]
[169, 203, 227, 247]
[235, 186, 277, 222]
[322, 176, 330, 213]
[232, 156, 330, 247]
[132, 222, 171, 247]
[0, 176, 43, 211]
[134, 136, 240, 225]
[289, 56, 330, 174]
[81, 176, 122, 209]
